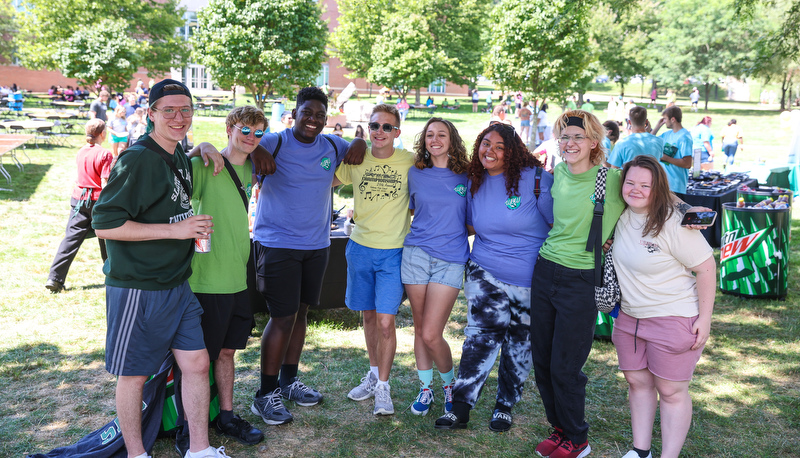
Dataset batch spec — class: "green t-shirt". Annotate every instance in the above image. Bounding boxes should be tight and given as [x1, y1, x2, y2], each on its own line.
[188, 156, 253, 294]
[335, 148, 415, 249]
[92, 135, 194, 290]
[539, 163, 625, 270]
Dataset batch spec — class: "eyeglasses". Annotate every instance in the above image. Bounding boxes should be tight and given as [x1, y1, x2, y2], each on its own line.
[558, 135, 587, 144]
[151, 106, 194, 119]
[368, 122, 399, 133]
[234, 125, 264, 138]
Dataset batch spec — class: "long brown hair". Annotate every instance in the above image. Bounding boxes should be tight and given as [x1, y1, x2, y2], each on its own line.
[466, 123, 541, 197]
[413, 117, 469, 174]
[621, 155, 674, 237]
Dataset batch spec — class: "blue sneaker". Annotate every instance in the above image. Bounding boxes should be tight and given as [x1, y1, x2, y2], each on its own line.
[442, 384, 454, 413]
[410, 388, 434, 416]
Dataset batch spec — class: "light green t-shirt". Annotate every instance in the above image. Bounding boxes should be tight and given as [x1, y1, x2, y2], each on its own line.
[540, 163, 625, 270]
[335, 148, 415, 249]
[188, 156, 253, 294]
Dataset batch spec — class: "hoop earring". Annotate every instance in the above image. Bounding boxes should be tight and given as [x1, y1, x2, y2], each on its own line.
[424, 151, 430, 160]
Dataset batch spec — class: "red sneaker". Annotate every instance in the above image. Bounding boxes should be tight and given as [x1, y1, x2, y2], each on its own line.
[535, 427, 565, 457]
[550, 439, 591, 458]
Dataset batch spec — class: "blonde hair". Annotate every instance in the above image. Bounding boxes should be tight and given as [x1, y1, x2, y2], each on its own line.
[552, 109, 607, 165]
[371, 104, 401, 126]
[114, 105, 126, 118]
[225, 105, 268, 133]
[85, 119, 106, 144]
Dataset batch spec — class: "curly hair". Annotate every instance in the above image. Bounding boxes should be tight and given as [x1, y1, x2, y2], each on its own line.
[412, 117, 469, 174]
[467, 123, 542, 197]
[552, 109, 607, 165]
[296, 86, 328, 108]
[225, 105, 268, 133]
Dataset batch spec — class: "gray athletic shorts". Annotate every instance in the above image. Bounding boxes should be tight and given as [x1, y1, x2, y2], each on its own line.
[105, 281, 205, 376]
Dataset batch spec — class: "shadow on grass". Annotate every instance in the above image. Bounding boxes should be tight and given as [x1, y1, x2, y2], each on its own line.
[0, 163, 51, 201]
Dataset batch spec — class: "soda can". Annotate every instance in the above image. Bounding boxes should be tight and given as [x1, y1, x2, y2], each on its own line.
[195, 234, 211, 253]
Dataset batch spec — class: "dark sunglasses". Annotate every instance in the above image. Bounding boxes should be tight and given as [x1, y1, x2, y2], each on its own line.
[368, 122, 399, 133]
[234, 125, 264, 138]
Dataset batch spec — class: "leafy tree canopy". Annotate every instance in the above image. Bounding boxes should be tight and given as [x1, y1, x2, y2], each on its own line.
[0, 0, 17, 63]
[15, 0, 188, 91]
[191, 0, 328, 109]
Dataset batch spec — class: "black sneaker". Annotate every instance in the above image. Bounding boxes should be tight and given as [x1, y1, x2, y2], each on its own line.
[214, 414, 264, 445]
[45, 279, 64, 293]
[175, 429, 189, 457]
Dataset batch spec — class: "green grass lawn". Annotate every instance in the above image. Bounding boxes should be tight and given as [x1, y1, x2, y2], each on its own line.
[1, 102, 799, 457]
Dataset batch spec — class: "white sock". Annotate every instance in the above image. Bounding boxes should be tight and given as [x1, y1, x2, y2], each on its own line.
[132, 454, 151, 458]
[376, 380, 390, 390]
[186, 446, 214, 458]
[370, 366, 379, 379]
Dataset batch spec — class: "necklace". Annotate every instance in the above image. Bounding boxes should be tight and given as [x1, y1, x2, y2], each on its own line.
[628, 212, 647, 231]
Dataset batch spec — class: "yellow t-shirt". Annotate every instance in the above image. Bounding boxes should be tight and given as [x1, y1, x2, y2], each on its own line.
[335, 148, 415, 249]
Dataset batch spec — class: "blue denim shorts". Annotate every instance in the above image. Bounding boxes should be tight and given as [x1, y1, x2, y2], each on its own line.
[345, 240, 404, 315]
[401, 245, 465, 290]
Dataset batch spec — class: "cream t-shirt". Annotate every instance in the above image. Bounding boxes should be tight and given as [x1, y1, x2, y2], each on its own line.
[614, 209, 713, 319]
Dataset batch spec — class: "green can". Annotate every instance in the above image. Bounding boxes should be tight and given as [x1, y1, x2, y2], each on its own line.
[720, 202, 790, 298]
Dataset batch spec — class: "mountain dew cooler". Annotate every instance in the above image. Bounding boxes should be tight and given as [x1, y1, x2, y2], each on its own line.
[719, 202, 790, 298]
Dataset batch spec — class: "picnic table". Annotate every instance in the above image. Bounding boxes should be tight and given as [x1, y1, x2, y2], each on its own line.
[52, 101, 86, 108]
[408, 104, 436, 119]
[0, 134, 34, 191]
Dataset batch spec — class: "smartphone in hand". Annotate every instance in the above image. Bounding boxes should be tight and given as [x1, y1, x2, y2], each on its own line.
[681, 211, 717, 227]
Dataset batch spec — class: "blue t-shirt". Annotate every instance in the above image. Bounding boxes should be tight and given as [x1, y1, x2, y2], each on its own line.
[254, 129, 350, 250]
[467, 167, 554, 287]
[602, 136, 612, 155]
[660, 128, 694, 193]
[403, 166, 469, 264]
[691, 124, 713, 151]
[607, 132, 665, 168]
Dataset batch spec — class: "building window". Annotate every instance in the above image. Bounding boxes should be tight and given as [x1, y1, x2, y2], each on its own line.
[181, 12, 198, 40]
[316, 64, 329, 87]
[187, 65, 209, 90]
[428, 78, 446, 94]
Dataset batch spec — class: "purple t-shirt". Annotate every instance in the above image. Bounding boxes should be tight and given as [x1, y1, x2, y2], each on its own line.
[403, 166, 469, 263]
[467, 167, 554, 287]
[254, 129, 349, 250]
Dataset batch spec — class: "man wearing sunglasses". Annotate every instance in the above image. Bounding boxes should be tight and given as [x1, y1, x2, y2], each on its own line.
[334, 104, 415, 416]
[177, 106, 268, 454]
[93, 79, 228, 458]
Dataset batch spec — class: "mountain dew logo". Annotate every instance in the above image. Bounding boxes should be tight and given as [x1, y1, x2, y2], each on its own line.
[454, 184, 466, 197]
[320, 157, 331, 171]
[720, 228, 769, 261]
[505, 195, 521, 209]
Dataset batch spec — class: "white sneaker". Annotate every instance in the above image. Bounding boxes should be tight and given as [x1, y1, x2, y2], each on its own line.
[373, 384, 394, 415]
[621, 451, 651, 458]
[184, 446, 230, 458]
[348, 371, 377, 401]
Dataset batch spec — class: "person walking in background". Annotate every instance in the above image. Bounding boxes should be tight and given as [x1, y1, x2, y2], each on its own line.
[690, 87, 700, 112]
[518, 102, 532, 145]
[45, 119, 114, 293]
[536, 103, 550, 146]
[397, 97, 410, 122]
[607, 106, 664, 168]
[612, 155, 716, 458]
[719, 119, 743, 167]
[434, 123, 553, 432]
[691, 117, 714, 171]
[89, 90, 110, 121]
[649, 88, 657, 108]
[472, 89, 480, 113]
[580, 98, 594, 113]
[402, 118, 470, 417]
[666, 89, 677, 108]
[108, 105, 129, 157]
[336, 104, 415, 416]
[651, 106, 693, 193]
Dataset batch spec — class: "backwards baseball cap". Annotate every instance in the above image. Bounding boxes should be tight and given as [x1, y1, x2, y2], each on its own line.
[148, 79, 192, 107]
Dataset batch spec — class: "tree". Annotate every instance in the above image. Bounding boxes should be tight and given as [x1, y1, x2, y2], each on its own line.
[191, 0, 328, 110]
[53, 19, 140, 93]
[14, 0, 188, 91]
[485, 0, 595, 103]
[331, 0, 487, 102]
[0, 0, 17, 63]
[592, 1, 657, 95]
[647, 0, 755, 111]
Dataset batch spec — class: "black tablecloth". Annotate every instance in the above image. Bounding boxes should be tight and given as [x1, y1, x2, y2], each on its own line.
[676, 179, 757, 248]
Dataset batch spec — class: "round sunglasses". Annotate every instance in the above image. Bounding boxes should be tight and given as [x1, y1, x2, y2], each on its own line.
[234, 125, 264, 138]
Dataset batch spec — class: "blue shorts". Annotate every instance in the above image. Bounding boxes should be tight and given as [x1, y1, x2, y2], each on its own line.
[520, 120, 531, 127]
[105, 281, 205, 376]
[401, 245, 465, 290]
[345, 240, 404, 315]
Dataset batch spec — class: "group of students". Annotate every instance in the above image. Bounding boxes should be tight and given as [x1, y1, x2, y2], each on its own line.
[46, 80, 715, 458]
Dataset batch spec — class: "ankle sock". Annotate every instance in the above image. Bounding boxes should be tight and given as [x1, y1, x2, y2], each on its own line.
[218, 409, 234, 424]
[370, 366, 379, 379]
[376, 380, 390, 390]
[186, 447, 214, 458]
[417, 369, 433, 389]
[450, 401, 470, 422]
[493, 402, 512, 414]
[439, 367, 455, 386]
[279, 364, 298, 387]
[259, 374, 279, 397]
[633, 447, 651, 458]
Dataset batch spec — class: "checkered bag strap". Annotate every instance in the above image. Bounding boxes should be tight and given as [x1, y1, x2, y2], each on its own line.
[585, 167, 609, 285]
[595, 243, 621, 313]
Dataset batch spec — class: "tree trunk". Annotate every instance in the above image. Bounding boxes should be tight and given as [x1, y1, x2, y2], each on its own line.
[250, 84, 264, 111]
[780, 72, 790, 111]
[704, 82, 710, 111]
[415, 88, 421, 105]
